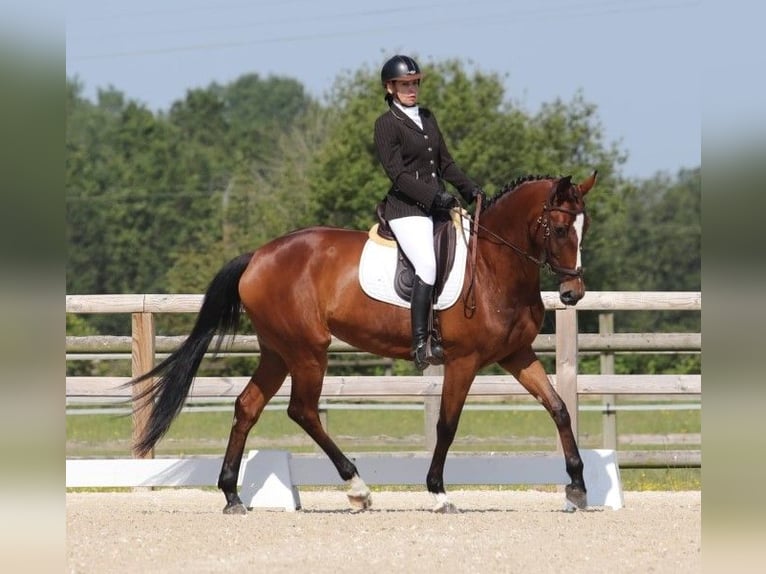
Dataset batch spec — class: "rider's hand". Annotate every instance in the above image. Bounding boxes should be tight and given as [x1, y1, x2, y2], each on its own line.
[467, 187, 485, 205]
[432, 190, 458, 210]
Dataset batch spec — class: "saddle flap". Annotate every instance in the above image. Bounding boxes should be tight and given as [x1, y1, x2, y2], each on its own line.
[392, 209, 459, 302]
[358, 210, 471, 312]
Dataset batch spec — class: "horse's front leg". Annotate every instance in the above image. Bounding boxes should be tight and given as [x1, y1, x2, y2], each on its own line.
[425, 364, 476, 513]
[499, 348, 587, 510]
[218, 349, 288, 514]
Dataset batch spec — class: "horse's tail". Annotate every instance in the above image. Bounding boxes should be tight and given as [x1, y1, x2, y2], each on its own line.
[129, 252, 254, 456]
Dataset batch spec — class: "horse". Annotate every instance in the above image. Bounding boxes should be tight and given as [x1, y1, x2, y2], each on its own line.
[129, 171, 597, 514]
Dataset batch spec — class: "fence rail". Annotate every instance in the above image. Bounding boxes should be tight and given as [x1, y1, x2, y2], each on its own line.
[65, 291, 702, 313]
[65, 374, 701, 401]
[66, 291, 701, 464]
[65, 332, 701, 354]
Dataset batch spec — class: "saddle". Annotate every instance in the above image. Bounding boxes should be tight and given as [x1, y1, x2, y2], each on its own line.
[374, 201, 458, 302]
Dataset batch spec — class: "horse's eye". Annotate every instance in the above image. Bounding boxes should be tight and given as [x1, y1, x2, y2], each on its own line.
[553, 225, 567, 238]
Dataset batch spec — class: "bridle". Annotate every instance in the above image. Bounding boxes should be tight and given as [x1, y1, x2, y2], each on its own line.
[534, 200, 587, 279]
[461, 184, 587, 279]
[458, 181, 586, 316]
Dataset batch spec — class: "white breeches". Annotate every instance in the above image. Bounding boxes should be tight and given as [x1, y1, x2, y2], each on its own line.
[388, 216, 436, 285]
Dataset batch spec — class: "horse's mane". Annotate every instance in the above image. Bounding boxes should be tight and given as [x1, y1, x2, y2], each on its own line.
[484, 174, 557, 210]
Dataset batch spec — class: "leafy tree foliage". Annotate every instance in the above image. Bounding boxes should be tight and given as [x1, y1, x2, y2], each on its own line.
[580, 167, 701, 375]
[67, 75, 314, 295]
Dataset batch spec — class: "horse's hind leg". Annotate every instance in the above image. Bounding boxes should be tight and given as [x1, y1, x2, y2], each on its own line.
[287, 358, 371, 510]
[218, 347, 288, 515]
[500, 349, 587, 510]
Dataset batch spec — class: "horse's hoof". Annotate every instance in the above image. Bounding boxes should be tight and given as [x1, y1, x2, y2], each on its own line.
[347, 492, 372, 511]
[564, 484, 588, 511]
[222, 502, 248, 515]
[433, 501, 458, 514]
[346, 475, 372, 511]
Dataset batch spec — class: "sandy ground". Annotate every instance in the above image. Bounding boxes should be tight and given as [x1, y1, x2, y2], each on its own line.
[66, 489, 700, 574]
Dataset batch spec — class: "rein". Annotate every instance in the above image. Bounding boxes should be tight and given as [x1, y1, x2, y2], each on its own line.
[462, 193, 483, 317]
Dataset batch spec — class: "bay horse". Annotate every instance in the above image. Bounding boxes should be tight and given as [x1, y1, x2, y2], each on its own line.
[130, 171, 597, 514]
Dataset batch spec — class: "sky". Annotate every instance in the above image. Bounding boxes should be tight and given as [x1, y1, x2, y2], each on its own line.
[63, 0, 729, 180]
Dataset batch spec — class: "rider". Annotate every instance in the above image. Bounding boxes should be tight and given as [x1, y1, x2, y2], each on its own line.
[373, 54, 483, 371]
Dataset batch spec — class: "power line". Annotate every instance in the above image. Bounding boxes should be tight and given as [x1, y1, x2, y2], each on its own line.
[69, 0, 699, 62]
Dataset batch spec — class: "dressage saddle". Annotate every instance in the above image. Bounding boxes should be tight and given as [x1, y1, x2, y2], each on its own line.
[374, 201, 459, 303]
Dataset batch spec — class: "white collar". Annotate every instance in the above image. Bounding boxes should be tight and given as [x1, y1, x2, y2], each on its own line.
[394, 101, 423, 129]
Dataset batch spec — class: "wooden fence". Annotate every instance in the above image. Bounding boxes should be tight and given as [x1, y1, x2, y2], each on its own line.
[66, 291, 700, 463]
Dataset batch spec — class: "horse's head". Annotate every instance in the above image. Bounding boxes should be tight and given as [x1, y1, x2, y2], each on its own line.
[538, 171, 596, 305]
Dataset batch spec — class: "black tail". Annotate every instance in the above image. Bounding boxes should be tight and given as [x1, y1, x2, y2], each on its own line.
[129, 252, 253, 456]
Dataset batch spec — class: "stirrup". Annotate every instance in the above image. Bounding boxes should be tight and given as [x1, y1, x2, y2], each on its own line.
[412, 340, 429, 371]
[426, 337, 444, 365]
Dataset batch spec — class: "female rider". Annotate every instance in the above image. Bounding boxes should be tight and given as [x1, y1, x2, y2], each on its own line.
[373, 54, 482, 370]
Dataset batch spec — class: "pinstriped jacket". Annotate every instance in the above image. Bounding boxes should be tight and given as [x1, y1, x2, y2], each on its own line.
[374, 104, 477, 221]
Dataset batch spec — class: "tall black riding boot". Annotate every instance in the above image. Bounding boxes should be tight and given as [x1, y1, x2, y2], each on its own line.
[410, 275, 434, 371]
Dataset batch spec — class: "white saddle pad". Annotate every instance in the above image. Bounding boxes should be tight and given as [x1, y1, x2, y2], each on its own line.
[358, 210, 471, 310]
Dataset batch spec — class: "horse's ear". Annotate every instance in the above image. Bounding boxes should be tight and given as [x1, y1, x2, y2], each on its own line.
[577, 170, 598, 195]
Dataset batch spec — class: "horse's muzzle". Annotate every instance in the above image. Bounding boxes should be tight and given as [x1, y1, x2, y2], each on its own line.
[559, 277, 585, 306]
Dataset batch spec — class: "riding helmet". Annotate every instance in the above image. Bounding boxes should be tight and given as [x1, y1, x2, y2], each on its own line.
[381, 55, 422, 86]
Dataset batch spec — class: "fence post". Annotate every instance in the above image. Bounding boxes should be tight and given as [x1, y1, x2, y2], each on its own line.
[423, 364, 443, 452]
[555, 307, 579, 445]
[600, 313, 617, 450]
[131, 312, 155, 459]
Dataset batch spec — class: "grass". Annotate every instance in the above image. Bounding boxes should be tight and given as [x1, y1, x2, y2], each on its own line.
[66, 399, 700, 490]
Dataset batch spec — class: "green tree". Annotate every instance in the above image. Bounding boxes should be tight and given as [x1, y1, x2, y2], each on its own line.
[617, 167, 701, 331]
[161, 75, 319, 290]
[224, 73, 314, 170]
[586, 168, 700, 293]
[581, 168, 701, 375]
[67, 84, 218, 296]
[67, 73, 318, 302]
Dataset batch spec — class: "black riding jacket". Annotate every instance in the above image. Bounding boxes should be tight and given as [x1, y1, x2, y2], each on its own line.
[374, 105, 476, 220]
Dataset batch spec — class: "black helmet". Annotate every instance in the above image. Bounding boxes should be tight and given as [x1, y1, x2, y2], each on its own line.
[381, 55, 422, 86]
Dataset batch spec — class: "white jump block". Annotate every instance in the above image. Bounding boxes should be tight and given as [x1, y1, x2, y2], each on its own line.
[65, 457, 224, 488]
[581, 449, 624, 509]
[66, 448, 623, 511]
[286, 448, 623, 510]
[65, 450, 299, 511]
[239, 450, 300, 511]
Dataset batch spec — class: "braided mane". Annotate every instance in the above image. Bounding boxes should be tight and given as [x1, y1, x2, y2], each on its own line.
[484, 174, 557, 210]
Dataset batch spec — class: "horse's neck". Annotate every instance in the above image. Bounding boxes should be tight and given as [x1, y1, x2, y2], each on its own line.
[477, 191, 544, 292]
[481, 191, 539, 252]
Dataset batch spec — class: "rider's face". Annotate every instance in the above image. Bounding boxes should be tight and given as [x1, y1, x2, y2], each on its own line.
[389, 79, 420, 107]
